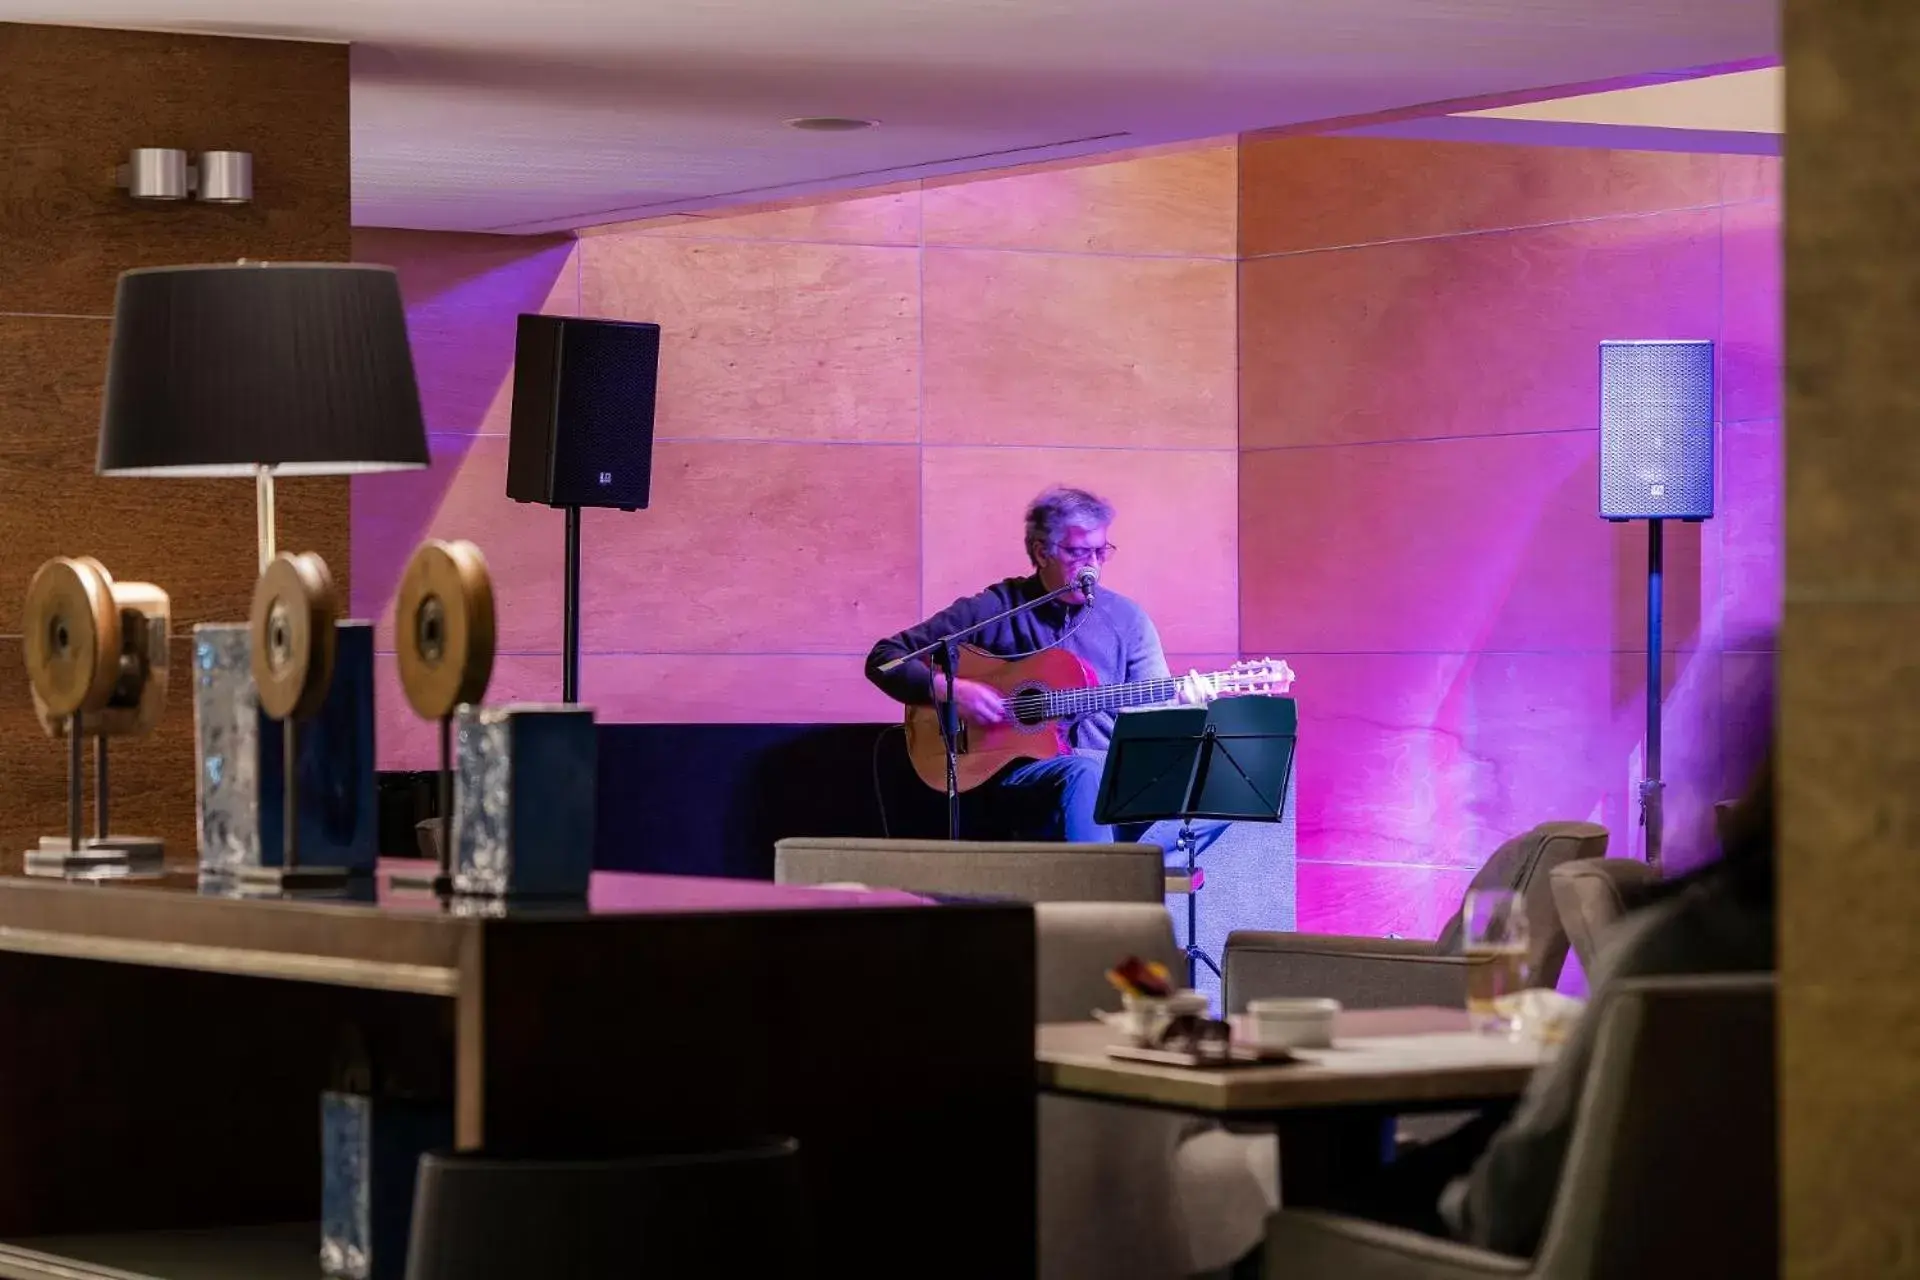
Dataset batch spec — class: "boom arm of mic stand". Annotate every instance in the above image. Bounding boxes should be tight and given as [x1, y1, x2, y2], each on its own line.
[873, 578, 1085, 675]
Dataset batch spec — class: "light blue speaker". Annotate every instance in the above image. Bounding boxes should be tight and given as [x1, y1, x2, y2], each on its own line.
[1599, 339, 1716, 522]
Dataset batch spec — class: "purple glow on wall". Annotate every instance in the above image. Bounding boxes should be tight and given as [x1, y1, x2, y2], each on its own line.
[1240, 145, 1780, 942]
[346, 142, 1781, 952]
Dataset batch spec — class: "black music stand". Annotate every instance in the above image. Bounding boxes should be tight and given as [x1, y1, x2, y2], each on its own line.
[1095, 696, 1297, 985]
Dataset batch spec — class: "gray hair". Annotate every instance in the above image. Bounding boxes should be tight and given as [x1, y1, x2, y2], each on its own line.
[1024, 485, 1115, 564]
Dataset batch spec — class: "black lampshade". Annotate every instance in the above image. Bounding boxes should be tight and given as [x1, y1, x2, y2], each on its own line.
[97, 263, 430, 477]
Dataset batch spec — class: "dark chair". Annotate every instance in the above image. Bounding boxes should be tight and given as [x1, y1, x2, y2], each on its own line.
[1261, 975, 1777, 1279]
[405, 1138, 807, 1279]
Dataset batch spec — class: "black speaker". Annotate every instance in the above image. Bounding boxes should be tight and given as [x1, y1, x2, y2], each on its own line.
[1598, 339, 1716, 522]
[506, 314, 660, 511]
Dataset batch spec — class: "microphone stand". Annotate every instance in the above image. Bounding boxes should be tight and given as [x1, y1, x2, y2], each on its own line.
[876, 573, 1094, 841]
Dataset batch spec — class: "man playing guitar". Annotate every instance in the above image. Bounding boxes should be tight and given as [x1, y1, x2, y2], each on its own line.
[865, 485, 1234, 846]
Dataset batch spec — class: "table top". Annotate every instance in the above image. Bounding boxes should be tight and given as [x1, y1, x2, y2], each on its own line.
[1038, 1008, 1550, 1113]
[0, 860, 939, 996]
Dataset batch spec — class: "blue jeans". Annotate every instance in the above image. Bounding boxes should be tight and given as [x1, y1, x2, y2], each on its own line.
[987, 753, 1230, 854]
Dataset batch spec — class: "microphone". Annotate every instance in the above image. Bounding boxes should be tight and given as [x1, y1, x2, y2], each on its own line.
[1074, 566, 1098, 602]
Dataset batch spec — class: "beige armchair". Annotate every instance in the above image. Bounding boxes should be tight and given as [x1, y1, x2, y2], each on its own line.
[1259, 974, 1776, 1279]
[1549, 859, 1660, 973]
[1223, 822, 1609, 1013]
[773, 836, 1166, 903]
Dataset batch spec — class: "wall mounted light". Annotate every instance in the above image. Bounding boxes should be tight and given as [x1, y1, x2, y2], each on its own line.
[116, 148, 255, 204]
[196, 151, 253, 204]
[117, 148, 191, 201]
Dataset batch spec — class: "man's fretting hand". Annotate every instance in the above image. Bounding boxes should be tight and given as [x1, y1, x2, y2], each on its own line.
[1175, 670, 1219, 706]
[934, 677, 1008, 726]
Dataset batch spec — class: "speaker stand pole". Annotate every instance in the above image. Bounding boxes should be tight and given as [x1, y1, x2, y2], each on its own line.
[1642, 518, 1665, 870]
[562, 505, 582, 704]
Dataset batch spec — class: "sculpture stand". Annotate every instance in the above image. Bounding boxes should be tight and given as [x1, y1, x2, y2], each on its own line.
[25, 713, 163, 875]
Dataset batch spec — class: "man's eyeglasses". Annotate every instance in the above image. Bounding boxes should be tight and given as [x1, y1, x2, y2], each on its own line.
[1052, 542, 1117, 565]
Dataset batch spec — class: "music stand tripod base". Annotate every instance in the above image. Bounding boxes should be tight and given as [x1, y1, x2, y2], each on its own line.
[1093, 696, 1300, 991]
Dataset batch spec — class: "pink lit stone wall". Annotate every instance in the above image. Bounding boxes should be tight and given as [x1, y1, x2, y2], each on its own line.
[351, 144, 1241, 770]
[351, 136, 1782, 950]
[1237, 137, 1781, 937]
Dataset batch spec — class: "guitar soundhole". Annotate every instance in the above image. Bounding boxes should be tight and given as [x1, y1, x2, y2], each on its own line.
[1007, 685, 1048, 727]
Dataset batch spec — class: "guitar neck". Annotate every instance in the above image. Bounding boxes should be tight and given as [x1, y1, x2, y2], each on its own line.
[1032, 675, 1187, 722]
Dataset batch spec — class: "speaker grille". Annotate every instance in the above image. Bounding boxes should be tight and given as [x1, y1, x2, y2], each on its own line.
[1599, 340, 1715, 521]
[551, 320, 660, 510]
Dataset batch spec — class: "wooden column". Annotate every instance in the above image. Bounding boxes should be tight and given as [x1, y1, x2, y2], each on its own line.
[1782, 7, 1920, 1276]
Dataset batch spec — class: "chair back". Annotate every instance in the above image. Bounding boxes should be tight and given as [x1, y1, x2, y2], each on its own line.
[1549, 859, 1661, 972]
[774, 836, 1165, 903]
[1033, 902, 1182, 1023]
[405, 1140, 806, 1279]
[1435, 821, 1610, 988]
[1536, 975, 1777, 1280]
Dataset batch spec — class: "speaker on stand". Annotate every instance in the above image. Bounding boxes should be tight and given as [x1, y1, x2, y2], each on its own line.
[1599, 339, 1715, 870]
[506, 315, 662, 703]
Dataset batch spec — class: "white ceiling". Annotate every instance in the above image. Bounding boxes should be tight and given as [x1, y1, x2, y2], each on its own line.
[2, 0, 1777, 234]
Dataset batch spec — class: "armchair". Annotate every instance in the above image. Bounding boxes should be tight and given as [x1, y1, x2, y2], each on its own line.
[1549, 859, 1660, 974]
[1259, 975, 1776, 1279]
[1223, 822, 1609, 1013]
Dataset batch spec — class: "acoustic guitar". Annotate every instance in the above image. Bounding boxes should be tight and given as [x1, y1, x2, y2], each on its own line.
[904, 646, 1295, 793]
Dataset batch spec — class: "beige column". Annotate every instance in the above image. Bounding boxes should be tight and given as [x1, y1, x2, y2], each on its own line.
[1782, 7, 1920, 1276]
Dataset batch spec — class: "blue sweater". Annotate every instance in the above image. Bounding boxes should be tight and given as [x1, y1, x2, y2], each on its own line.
[864, 575, 1171, 752]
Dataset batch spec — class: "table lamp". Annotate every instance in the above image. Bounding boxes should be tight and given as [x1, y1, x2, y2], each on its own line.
[97, 262, 429, 886]
[98, 262, 429, 568]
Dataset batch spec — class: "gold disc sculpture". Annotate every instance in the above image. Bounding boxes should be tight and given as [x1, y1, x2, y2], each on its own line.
[21, 556, 171, 869]
[245, 551, 345, 889]
[394, 539, 496, 892]
[23, 556, 121, 721]
[250, 552, 340, 722]
[396, 539, 496, 720]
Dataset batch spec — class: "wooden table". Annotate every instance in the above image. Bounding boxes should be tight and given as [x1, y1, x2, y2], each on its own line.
[1038, 1008, 1549, 1205]
[0, 861, 1037, 1280]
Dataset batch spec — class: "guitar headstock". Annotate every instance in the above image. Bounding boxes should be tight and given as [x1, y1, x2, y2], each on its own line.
[1214, 657, 1295, 697]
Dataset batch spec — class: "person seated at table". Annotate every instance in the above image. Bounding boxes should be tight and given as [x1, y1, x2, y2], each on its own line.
[1327, 708, 1777, 1257]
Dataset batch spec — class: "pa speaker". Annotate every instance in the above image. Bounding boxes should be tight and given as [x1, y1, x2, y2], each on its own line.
[1599, 339, 1715, 522]
[506, 314, 660, 511]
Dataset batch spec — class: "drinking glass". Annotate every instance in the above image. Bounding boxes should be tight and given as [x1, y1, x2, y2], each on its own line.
[1461, 889, 1530, 1035]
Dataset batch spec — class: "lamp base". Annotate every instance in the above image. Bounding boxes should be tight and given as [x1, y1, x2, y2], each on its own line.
[235, 863, 355, 893]
[26, 835, 165, 874]
[386, 867, 454, 896]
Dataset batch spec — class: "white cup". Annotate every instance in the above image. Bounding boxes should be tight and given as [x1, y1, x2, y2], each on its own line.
[1245, 997, 1340, 1050]
[1115, 989, 1210, 1045]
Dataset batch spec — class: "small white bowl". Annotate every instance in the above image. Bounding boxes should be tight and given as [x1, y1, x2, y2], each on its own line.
[1245, 997, 1340, 1050]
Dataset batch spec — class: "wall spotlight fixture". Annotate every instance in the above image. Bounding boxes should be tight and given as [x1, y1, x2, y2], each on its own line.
[117, 148, 191, 201]
[116, 148, 255, 204]
[197, 151, 253, 204]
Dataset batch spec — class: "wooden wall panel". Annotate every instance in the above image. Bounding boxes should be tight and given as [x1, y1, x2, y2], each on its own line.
[1238, 136, 1721, 258]
[1240, 140, 1780, 930]
[597, 186, 921, 248]
[1239, 207, 1722, 450]
[0, 24, 350, 314]
[352, 229, 578, 438]
[578, 441, 922, 654]
[0, 23, 350, 863]
[922, 249, 1236, 449]
[921, 144, 1237, 257]
[577, 236, 920, 443]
